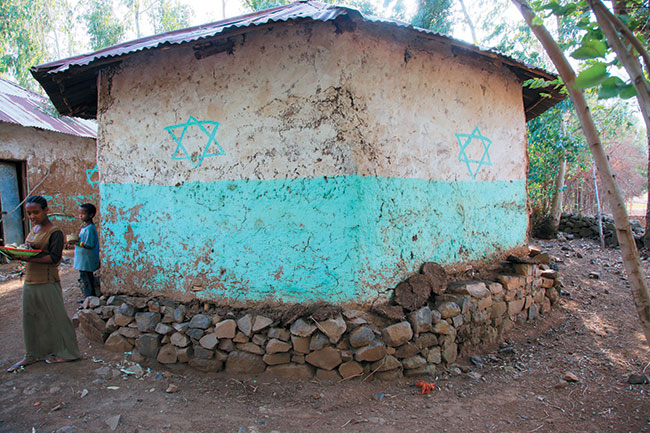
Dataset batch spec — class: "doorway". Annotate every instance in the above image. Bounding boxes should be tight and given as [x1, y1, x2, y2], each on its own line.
[0, 161, 26, 245]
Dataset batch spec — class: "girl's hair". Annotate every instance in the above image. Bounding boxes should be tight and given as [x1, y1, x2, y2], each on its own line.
[25, 195, 48, 209]
[80, 203, 97, 218]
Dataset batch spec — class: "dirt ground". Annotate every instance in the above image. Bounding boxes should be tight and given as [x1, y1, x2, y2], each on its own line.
[1, 238, 649, 433]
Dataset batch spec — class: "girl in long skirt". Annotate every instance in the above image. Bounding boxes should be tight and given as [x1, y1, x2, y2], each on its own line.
[7, 195, 80, 372]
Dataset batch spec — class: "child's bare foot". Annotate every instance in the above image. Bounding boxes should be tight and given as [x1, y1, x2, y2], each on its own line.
[7, 358, 37, 373]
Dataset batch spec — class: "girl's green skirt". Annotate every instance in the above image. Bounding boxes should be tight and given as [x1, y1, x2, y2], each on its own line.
[22, 282, 80, 361]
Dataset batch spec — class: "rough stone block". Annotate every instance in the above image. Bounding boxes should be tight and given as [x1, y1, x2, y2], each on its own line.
[189, 358, 223, 373]
[508, 299, 526, 317]
[404, 366, 434, 377]
[118, 326, 140, 339]
[135, 312, 161, 333]
[435, 301, 461, 319]
[290, 318, 317, 337]
[375, 369, 403, 381]
[266, 338, 292, 354]
[415, 333, 438, 349]
[252, 315, 273, 333]
[78, 310, 107, 343]
[316, 369, 342, 381]
[199, 333, 219, 350]
[263, 352, 291, 365]
[425, 346, 441, 364]
[432, 320, 455, 336]
[233, 331, 249, 343]
[172, 305, 186, 322]
[319, 315, 347, 343]
[136, 333, 161, 359]
[236, 314, 253, 336]
[370, 355, 401, 372]
[354, 340, 387, 362]
[214, 319, 237, 338]
[420, 262, 448, 295]
[448, 281, 490, 298]
[394, 342, 419, 359]
[349, 326, 375, 348]
[497, 275, 526, 292]
[265, 363, 314, 379]
[252, 333, 266, 346]
[236, 342, 265, 355]
[309, 332, 329, 351]
[441, 341, 457, 364]
[104, 331, 133, 353]
[477, 296, 493, 310]
[218, 338, 234, 352]
[193, 345, 215, 359]
[155, 323, 173, 335]
[291, 335, 310, 354]
[157, 344, 178, 364]
[225, 351, 266, 374]
[305, 347, 342, 371]
[401, 355, 427, 370]
[170, 332, 190, 348]
[394, 274, 432, 310]
[339, 361, 364, 379]
[113, 311, 134, 326]
[119, 303, 135, 317]
[546, 287, 559, 304]
[491, 302, 507, 319]
[177, 346, 193, 363]
[189, 314, 212, 330]
[408, 306, 433, 335]
[268, 327, 290, 341]
[186, 328, 205, 341]
[382, 321, 413, 347]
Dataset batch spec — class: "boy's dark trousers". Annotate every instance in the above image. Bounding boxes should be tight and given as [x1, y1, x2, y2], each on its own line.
[80, 271, 97, 297]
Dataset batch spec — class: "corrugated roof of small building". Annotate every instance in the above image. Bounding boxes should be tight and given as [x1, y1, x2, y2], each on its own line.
[31, 0, 563, 121]
[0, 78, 97, 138]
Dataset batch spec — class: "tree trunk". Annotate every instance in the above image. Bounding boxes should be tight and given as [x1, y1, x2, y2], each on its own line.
[512, 0, 650, 346]
[458, 0, 478, 45]
[548, 152, 566, 234]
[588, 0, 650, 248]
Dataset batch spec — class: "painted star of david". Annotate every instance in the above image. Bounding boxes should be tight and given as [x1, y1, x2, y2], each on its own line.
[86, 164, 99, 188]
[164, 116, 225, 168]
[455, 126, 492, 180]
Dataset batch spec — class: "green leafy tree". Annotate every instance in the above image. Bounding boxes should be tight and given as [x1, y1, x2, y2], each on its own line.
[0, 0, 51, 90]
[84, 0, 126, 50]
[150, 0, 192, 34]
[411, 0, 454, 33]
[513, 0, 650, 347]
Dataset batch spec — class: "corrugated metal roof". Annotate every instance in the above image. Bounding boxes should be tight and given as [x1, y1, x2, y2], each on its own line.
[31, 0, 563, 120]
[0, 78, 97, 138]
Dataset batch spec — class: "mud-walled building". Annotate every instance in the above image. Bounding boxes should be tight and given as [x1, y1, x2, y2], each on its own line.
[31, 2, 564, 378]
[0, 78, 97, 241]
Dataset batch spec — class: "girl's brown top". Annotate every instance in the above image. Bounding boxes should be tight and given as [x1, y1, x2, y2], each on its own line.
[24, 225, 64, 284]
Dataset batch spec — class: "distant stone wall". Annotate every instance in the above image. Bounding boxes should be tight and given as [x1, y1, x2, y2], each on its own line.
[75, 252, 560, 380]
[559, 213, 644, 247]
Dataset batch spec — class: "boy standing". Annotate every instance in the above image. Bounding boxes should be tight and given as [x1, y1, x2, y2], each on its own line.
[74, 203, 100, 297]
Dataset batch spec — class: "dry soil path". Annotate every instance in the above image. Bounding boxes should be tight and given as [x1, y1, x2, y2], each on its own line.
[0, 240, 649, 433]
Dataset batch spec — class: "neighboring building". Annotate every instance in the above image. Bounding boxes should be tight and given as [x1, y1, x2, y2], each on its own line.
[32, 1, 562, 304]
[0, 78, 97, 242]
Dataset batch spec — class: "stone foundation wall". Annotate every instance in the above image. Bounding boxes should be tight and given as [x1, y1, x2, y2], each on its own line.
[76, 252, 560, 381]
[559, 213, 644, 247]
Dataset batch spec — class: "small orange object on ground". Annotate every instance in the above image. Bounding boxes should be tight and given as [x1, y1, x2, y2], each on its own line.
[416, 380, 435, 394]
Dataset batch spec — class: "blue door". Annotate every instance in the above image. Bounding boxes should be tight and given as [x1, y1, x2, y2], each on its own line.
[0, 162, 24, 245]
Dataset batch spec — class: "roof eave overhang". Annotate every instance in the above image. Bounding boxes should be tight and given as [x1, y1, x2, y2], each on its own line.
[31, 6, 564, 121]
